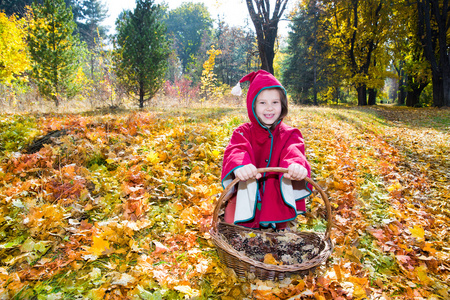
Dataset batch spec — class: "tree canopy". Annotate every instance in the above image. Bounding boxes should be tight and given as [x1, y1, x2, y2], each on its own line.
[165, 2, 213, 75]
[28, 0, 84, 106]
[0, 0, 42, 18]
[71, 0, 109, 50]
[0, 12, 30, 85]
[214, 20, 259, 86]
[113, 0, 169, 109]
[282, 0, 334, 105]
[282, 0, 443, 106]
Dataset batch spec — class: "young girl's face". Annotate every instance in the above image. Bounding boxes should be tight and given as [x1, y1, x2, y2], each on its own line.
[254, 89, 282, 126]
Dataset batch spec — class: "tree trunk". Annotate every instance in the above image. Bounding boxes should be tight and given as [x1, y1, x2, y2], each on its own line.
[139, 81, 144, 109]
[357, 85, 367, 106]
[313, 30, 318, 106]
[246, 0, 288, 74]
[368, 88, 376, 105]
[335, 87, 340, 104]
[438, 0, 450, 107]
[406, 90, 420, 107]
[256, 31, 274, 74]
[397, 68, 406, 105]
[53, 95, 60, 107]
[347, 0, 380, 106]
[417, 0, 450, 107]
[443, 60, 450, 107]
[406, 76, 428, 107]
[431, 71, 443, 107]
[90, 52, 95, 80]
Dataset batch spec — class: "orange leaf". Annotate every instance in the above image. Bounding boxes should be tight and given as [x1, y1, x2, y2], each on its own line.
[153, 240, 169, 254]
[369, 228, 385, 241]
[263, 253, 283, 265]
[396, 255, 411, 264]
[333, 264, 343, 281]
[422, 242, 436, 253]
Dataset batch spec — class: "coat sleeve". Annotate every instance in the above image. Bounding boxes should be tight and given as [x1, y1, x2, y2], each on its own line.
[278, 128, 311, 176]
[278, 128, 313, 205]
[221, 124, 255, 187]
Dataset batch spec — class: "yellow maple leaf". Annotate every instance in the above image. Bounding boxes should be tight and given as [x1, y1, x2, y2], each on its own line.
[88, 287, 106, 300]
[211, 149, 220, 158]
[353, 284, 367, 299]
[146, 151, 159, 165]
[90, 236, 110, 256]
[416, 265, 432, 284]
[387, 182, 402, 192]
[409, 225, 425, 242]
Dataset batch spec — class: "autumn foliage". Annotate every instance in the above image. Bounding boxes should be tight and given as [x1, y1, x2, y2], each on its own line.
[0, 106, 449, 299]
[0, 12, 30, 85]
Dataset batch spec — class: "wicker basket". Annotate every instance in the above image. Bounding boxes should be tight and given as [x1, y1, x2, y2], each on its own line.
[210, 167, 333, 280]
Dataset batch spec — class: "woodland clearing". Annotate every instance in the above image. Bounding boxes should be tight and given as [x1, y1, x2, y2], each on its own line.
[0, 105, 449, 299]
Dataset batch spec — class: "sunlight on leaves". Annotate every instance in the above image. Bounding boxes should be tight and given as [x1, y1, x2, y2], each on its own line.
[0, 107, 448, 298]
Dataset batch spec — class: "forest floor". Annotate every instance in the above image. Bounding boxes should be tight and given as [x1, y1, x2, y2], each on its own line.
[0, 105, 449, 299]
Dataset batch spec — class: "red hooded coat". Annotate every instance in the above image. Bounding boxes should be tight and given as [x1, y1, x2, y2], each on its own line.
[221, 70, 312, 229]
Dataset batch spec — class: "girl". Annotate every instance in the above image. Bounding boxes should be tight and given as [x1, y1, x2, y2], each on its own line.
[221, 70, 311, 230]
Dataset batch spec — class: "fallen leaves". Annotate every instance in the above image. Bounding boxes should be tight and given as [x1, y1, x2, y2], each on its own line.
[0, 107, 448, 299]
[264, 253, 283, 265]
[87, 235, 111, 256]
[409, 225, 425, 242]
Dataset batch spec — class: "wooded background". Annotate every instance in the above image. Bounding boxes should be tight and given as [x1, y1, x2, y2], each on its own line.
[0, 0, 449, 110]
[0, 1, 449, 299]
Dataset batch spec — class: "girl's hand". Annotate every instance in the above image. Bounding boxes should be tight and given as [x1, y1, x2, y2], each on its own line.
[285, 163, 307, 181]
[234, 164, 261, 181]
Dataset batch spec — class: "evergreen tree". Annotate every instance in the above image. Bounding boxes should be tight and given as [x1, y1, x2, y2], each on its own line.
[73, 0, 108, 49]
[283, 3, 318, 104]
[113, 0, 169, 109]
[0, 0, 107, 44]
[75, 0, 108, 85]
[28, 0, 84, 107]
[283, 1, 336, 105]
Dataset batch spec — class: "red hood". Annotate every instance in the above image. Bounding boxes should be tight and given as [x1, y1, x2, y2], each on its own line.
[239, 70, 286, 128]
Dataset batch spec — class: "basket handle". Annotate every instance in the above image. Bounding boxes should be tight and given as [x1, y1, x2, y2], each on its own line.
[212, 167, 332, 240]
